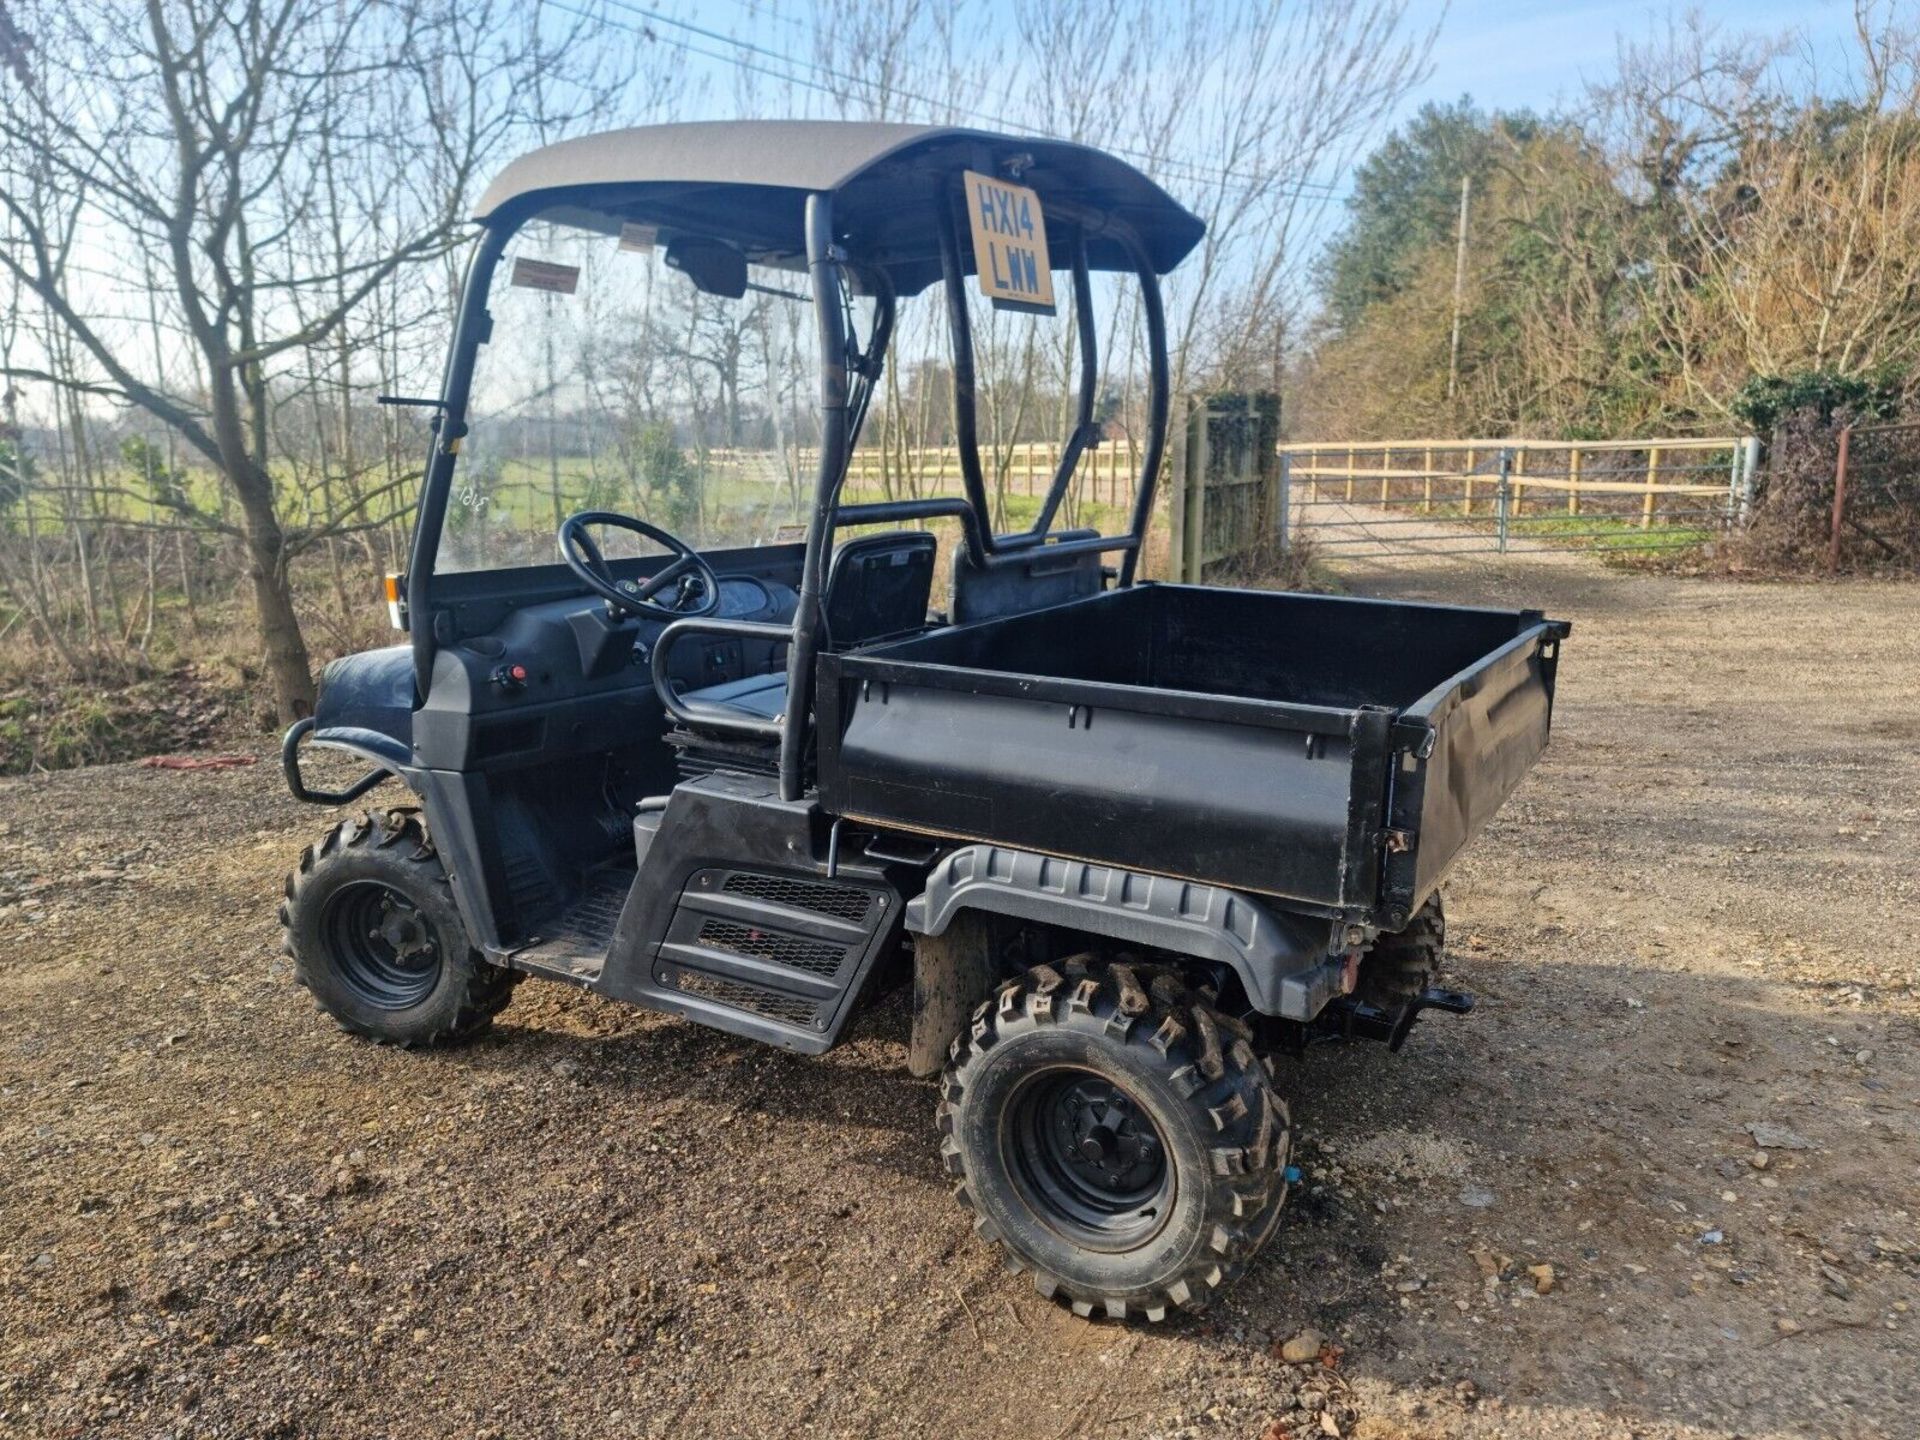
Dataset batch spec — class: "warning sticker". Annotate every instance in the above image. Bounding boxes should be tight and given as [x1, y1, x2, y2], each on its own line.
[509, 258, 580, 294]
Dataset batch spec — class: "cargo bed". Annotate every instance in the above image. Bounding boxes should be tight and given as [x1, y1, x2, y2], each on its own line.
[817, 584, 1566, 929]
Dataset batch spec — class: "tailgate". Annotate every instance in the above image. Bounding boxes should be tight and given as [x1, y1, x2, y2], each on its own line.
[1381, 619, 1567, 921]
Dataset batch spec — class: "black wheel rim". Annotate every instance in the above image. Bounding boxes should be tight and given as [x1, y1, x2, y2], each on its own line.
[318, 880, 442, 1010]
[1004, 1067, 1174, 1251]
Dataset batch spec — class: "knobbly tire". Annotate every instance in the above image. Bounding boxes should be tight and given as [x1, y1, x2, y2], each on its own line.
[1356, 895, 1446, 1012]
[938, 957, 1290, 1321]
[280, 810, 516, 1046]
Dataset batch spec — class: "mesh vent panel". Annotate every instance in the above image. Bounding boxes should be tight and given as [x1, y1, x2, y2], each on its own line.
[721, 872, 873, 923]
[667, 969, 818, 1026]
[697, 919, 846, 978]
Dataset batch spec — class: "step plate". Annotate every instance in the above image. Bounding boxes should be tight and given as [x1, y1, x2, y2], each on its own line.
[651, 867, 888, 1038]
[513, 869, 632, 984]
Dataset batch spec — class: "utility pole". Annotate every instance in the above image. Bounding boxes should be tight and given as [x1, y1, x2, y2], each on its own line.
[1446, 173, 1471, 403]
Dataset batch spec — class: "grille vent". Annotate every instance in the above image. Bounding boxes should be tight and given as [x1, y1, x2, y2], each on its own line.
[721, 872, 873, 923]
[665, 969, 818, 1026]
[697, 918, 846, 978]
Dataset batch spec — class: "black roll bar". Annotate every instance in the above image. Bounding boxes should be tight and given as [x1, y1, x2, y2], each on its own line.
[1026, 231, 1099, 541]
[1119, 227, 1170, 587]
[935, 186, 998, 544]
[932, 184, 1167, 574]
[407, 222, 511, 703]
[776, 192, 850, 802]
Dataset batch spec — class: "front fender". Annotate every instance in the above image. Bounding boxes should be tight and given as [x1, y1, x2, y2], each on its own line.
[282, 717, 422, 805]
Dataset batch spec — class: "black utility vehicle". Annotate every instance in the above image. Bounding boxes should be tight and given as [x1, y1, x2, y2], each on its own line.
[281, 121, 1567, 1321]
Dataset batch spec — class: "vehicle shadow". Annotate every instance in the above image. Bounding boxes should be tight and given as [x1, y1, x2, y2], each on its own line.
[464, 977, 944, 1182]
[441, 943, 1913, 1438]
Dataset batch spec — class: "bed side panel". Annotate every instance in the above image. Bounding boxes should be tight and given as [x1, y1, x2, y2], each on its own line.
[821, 679, 1360, 905]
[1390, 627, 1560, 912]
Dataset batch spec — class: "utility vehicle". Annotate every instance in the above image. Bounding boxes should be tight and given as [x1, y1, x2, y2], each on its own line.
[280, 121, 1567, 1321]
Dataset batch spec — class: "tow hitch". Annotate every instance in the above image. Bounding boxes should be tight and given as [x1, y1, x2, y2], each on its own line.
[1320, 984, 1476, 1051]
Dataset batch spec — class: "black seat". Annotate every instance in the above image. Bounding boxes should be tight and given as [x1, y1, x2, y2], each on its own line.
[675, 531, 936, 734]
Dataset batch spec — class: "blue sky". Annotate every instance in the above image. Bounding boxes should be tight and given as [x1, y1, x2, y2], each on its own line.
[1407, 0, 1864, 116]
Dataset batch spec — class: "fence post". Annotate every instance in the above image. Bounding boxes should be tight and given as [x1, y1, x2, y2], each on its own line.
[1168, 401, 1190, 582]
[1463, 446, 1476, 517]
[1422, 445, 1434, 513]
[1512, 446, 1527, 515]
[1496, 447, 1512, 554]
[1344, 445, 1356, 501]
[1830, 425, 1851, 571]
[1723, 441, 1744, 530]
[1641, 444, 1662, 529]
[1278, 452, 1292, 556]
[1568, 448, 1582, 516]
[1738, 435, 1760, 524]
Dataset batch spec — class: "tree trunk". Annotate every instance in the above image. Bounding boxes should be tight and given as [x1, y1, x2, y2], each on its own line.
[235, 486, 316, 721]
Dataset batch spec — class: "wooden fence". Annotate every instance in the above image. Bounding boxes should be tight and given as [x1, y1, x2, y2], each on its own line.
[690, 430, 1763, 562]
[1275, 437, 1755, 528]
[693, 440, 1146, 507]
[1272, 436, 1761, 558]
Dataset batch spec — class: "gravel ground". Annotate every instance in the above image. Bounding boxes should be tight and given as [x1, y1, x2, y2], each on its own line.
[1, 543, 1916, 1440]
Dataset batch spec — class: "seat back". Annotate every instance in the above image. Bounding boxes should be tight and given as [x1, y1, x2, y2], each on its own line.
[949, 529, 1104, 624]
[823, 531, 937, 649]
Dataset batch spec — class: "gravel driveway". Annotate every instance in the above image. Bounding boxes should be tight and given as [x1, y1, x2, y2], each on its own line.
[1, 544, 1915, 1440]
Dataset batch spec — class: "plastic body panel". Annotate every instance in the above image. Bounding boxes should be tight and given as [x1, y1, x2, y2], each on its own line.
[906, 844, 1333, 1017]
[595, 772, 906, 1052]
[309, 645, 415, 769]
[818, 584, 1565, 928]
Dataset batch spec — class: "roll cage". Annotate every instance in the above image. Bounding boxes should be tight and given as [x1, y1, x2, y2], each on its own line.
[405, 121, 1200, 805]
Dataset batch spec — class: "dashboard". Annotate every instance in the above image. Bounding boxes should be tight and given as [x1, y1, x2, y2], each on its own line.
[410, 567, 800, 775]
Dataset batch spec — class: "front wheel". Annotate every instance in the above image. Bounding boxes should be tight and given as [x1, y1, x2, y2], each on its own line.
[280, 811, 515, 1046]
[938, 959, 1290, 1321]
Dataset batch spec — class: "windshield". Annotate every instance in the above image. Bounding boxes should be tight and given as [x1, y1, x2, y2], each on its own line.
[437, 210, 837, 574]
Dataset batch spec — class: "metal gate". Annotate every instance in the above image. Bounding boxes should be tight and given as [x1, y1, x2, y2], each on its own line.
[1168, 393, 1283, 582]
[1277, 438, 1760, 561]
[1830, 422, 1920, 569]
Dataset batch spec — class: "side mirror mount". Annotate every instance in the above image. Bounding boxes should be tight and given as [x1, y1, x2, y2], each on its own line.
[664, 236, 747, 299]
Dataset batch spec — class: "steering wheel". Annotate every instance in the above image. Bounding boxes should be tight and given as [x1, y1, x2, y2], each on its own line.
[557, 511, 722, 622]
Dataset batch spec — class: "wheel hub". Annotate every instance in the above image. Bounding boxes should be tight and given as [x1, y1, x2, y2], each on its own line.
[1007, 1068, 1173, 1251]
[375, 897, 435, 965]
[319, 880, 444, 1010]
[1057, 1082, 1161, 1191]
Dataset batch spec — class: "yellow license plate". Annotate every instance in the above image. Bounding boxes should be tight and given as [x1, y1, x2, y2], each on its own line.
[963, 170, 1056, 314]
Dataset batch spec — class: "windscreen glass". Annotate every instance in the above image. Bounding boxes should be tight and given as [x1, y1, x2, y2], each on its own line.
[438, 210, 838, 574]
[439, 201, 1151, 577]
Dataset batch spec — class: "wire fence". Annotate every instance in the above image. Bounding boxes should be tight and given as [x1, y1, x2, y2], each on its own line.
[1273, 438, 1761, 560]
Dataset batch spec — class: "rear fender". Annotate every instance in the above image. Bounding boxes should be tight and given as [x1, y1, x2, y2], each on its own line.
[906, 844, 1344, 1031]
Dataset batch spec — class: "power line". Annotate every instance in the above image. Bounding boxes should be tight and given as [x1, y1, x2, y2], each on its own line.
[557, 0, 1352, 203]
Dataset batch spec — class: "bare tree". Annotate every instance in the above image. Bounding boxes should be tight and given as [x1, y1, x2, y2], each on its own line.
[0, 0, 645, 720]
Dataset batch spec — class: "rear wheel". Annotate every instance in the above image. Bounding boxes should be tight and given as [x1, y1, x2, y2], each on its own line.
[1356, 895, 1446, 1013]
[939, 958, 1290, 1321]
[280, 811, 515, 1046]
